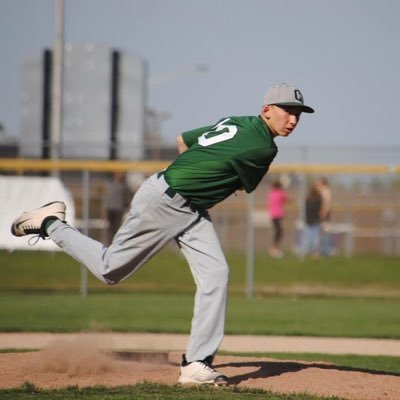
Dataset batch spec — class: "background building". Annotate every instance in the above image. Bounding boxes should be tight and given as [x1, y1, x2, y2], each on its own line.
[20, 43, 147, 160]
[0, 124, 18, 158]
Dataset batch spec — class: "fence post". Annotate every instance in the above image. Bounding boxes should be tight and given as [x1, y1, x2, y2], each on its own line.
[246, 192, 255, 300]
[80, 169, 90, 297]
[297, 173, 307, 257]
[345, 196, 353, 257]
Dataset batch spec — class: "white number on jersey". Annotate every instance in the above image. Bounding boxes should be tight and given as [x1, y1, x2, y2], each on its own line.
[198, 118, 238, 147]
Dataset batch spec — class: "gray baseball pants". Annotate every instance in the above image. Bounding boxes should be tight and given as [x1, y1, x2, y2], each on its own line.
[47, 173, 229, 362]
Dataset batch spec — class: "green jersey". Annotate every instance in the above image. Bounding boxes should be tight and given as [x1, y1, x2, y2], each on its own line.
[164, 115, 277, 209]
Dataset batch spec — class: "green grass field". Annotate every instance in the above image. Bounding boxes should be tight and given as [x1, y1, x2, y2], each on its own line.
[1, 249, 399, 337]
[1, 292, 400, 338]
[0, 382, 348, 400]
[1, 249, 399, 400]
[1, 249, 399, 295]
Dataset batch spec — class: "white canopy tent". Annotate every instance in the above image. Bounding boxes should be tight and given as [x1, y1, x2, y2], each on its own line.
[0, 176, 75, 251]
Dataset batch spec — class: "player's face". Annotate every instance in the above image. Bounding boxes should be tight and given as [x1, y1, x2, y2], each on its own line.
[262, 105, 302, 137]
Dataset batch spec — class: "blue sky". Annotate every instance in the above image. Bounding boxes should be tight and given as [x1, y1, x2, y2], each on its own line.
[1, 0, 400, 152]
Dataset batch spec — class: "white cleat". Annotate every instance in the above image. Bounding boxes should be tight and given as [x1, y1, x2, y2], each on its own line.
[11, 201, 66, 237]
[179, 359, 228, 386]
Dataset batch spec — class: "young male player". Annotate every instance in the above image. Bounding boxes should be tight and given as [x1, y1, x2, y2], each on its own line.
[11, 82, 314, 386]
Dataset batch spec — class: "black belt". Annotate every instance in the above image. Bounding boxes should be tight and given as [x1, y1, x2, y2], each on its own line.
[157, 171, 200, 212]
[157, 171, 177, 199]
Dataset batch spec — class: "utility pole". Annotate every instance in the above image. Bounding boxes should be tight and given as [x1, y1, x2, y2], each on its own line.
[51, 0, 64, 165]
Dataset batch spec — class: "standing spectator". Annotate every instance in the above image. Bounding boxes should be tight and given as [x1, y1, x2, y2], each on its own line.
[267, 179, 289, 258]
[316, 177, 332, 256]
[302, 183, 322, 258]
[106, 171, 130, 244]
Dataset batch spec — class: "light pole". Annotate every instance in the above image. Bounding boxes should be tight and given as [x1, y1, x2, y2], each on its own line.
[50, 0, 64, 166]
[148, 63, 208, 87]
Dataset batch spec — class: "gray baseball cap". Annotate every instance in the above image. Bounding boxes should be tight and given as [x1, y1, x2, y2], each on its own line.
[264, 83, 314, 113]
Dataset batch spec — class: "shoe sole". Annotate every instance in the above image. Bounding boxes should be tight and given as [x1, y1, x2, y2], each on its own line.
[178, 376, 228, 386]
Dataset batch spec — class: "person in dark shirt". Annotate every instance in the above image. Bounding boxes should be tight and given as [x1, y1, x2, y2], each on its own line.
[302, 183, 322, 258]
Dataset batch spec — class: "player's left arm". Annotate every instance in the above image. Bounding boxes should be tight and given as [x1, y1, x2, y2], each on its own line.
[176, 135, 188, 154]
[176, 122, 219, 154]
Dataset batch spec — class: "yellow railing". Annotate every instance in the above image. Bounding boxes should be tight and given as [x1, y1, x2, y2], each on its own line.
[0, 158, 168, 174]
[0, 158, 399, 175]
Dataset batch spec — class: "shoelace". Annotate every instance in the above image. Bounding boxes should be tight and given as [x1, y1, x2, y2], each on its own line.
[198, 361, 216, 373]
[28, 235, 49, 246]
[26, 216, 54, 245]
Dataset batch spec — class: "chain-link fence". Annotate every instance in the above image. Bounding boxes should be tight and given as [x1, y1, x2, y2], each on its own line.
[211, 172, 400, 257]
[1, 159, 399, 257]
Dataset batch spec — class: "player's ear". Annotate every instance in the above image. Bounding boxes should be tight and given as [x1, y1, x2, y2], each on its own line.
[261, 104, 272, 119]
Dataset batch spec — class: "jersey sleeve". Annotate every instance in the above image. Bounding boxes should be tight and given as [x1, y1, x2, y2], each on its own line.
[182, 125, 214, 148]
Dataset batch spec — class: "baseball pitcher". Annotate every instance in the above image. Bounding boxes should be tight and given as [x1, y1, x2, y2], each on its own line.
[11, 82, 314, 386]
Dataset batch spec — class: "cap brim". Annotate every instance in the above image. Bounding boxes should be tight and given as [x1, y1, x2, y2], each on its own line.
[300, 105, 314, 113]
[273, 102, 315, 113]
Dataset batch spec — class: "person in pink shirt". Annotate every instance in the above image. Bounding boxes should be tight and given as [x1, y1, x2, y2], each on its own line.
[267, 179, 289, 258]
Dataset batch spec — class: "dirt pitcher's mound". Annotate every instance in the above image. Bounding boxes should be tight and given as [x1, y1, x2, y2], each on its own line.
[0, 338, 399, 400]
